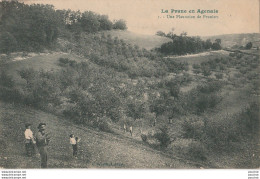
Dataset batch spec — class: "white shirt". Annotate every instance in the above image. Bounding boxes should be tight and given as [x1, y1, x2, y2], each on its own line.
[70, 137, 76, 145]
[24, 129, 33, 140]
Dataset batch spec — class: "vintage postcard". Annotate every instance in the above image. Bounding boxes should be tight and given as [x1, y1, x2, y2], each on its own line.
[0, 0, 259, 173]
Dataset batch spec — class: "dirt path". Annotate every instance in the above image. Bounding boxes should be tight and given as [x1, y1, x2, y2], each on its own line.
[0, 101, 197, 169]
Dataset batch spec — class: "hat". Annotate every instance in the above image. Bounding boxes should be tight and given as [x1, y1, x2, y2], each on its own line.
[25, 123, 31, 128]
[38, 123, 46, 129]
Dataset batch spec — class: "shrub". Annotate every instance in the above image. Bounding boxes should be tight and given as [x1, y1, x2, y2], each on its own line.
[141, 134, 148, 142]
[59, 57, 69, 64]
[236, 53, 243, 59]
[246, 71, 258, 80]
[215, 73, 223, 79]
[113, 19, 127, 30]
[239, 102, 259, 135]
[229, 53, 236, 57]
[93, 117, 112, 133]
[171, 139, 207, 161]
[197, 81, 223, 93]
[0, 71, 22, 103]
[187, 140, 207, 161]
[239, 67, 248, 74]
[0, 32, 18, 53]
[245, 42, 252, 49]
[181, 117, 205, 140]
[177, 72, 193, 85]
[196, 93, 222, 113]
[0, 71, 14, 88]
[154, 126, 171, 148]
[201, 66, 211, 76]
[203, 115, 243, 151]
[192, 64, 201, 74]
[58, 58, 77, 67]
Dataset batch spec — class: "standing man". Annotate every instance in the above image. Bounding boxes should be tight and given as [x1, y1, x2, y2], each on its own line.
[36, 123, 50, 168]
[153, 118, 157, 126]
[129, 126, 133, 137]
[123, 123, 126, 133]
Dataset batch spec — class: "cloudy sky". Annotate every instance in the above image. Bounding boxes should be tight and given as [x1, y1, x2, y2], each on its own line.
[23, 0, 259, 36]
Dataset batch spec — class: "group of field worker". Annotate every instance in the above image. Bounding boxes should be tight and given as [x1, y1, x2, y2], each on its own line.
[24, 123, 81, 168]
[24, 122, 133, 168]
[124, 123, 133, 136]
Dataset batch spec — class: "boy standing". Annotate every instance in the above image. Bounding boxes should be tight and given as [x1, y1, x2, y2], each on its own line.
[24, 123, 35, 157]
[70, 134, 80, 158]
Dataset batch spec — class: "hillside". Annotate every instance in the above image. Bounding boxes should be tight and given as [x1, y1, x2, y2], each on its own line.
[0, 1, 259, 170]
[201, 33, 260, 48]
[1, 48, 259, 169]
[1, 52, 91, 84]
[102, 30, 172, 50]
[0, 101, 197, 169]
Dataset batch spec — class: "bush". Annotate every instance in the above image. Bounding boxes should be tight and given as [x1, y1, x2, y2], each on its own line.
[239, 102, 259, 135]
[141, 134, 148, 142]
[181, 117, 205, 140]
[197, 81, 223, 93]
[58, 58, 77, 67]
[187, 141, 207, 161]
[0, 32, 18, 53]
[201, 66, 211, 76]
[0, 71, 22, 103]
[0, 71, 15, 88]
[154, 126, 171, 148]
[229, 53, 236, 57]
[93, 117, 112, 133]
[171, 139, 207, 161]
[196, 93, 222, 113]
[215, 73, 223, 79]
[113, 19, 127, 30]
[245, 42, 252, 49]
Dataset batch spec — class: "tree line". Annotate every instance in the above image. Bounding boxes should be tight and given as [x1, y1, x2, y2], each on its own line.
[156, 30, 222, 55]
[0, 1, 127, 53]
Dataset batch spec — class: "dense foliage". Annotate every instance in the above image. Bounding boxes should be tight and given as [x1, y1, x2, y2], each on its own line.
[156, 31, 222, 55]
[0, 1, 259, 167]
[0, 1, 127, 53]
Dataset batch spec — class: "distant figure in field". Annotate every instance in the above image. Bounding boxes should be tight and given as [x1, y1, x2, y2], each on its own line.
[70, 134, 80, 158]
[129, 126, 133, 136]
[153, 118, 157, 126]
[36, 123, 50, 168]
[24, 123, 36, 157]
[123, 124, 126, 133]
[169, 118, 173, 124]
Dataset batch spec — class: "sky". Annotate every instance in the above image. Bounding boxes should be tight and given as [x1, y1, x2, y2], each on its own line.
[22, 0, 259, 36]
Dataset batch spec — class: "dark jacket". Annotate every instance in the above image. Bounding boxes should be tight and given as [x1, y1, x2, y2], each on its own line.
[36, 131, 50, 147]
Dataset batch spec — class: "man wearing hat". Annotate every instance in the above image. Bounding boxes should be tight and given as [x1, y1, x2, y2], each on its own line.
[36, 123, 50, 168]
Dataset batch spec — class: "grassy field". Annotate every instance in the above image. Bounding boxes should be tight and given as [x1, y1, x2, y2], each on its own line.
[1, 52, 92, 84]
[166, 50, 230, 65]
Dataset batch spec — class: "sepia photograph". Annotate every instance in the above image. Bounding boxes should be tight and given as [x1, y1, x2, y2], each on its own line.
[0, 0, 259, 172]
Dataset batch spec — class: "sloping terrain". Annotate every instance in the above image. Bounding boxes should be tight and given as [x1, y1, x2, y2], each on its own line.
[1, 52, 90, 83]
